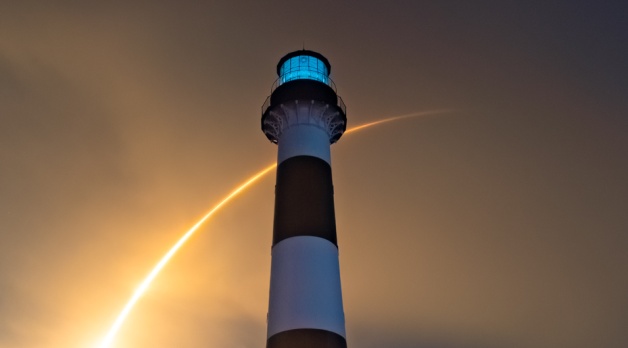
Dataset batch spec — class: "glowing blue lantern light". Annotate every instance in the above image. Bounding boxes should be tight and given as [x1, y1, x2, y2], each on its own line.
[278, 55, 329, 86]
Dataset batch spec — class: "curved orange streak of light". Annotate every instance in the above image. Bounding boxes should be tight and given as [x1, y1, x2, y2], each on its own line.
[98, 109, 453, 348]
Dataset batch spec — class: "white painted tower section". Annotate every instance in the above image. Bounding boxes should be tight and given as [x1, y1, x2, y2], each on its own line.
[267, 236, 346, 337]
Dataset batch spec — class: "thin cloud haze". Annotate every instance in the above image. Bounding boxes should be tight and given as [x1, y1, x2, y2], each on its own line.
[1, 2, 627, 347]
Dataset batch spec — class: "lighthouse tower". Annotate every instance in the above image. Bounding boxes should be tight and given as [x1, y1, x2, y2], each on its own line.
[261, 50, 347, 348]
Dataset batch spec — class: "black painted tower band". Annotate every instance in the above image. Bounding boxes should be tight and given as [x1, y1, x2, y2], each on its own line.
[268, 329, 347, 348]
[273, 155, 337, 246]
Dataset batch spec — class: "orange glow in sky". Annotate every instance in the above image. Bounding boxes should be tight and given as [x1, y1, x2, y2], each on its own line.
[97, 164, 276, 348]
[98, 110, 451, 347]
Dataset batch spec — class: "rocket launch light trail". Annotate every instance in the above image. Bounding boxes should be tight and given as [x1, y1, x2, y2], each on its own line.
[344, 110, 451, 135]
[98, 163, 276, 348]
[98, 109, 452, 348]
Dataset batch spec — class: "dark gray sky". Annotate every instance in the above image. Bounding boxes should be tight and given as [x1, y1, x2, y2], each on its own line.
[1, 1, 627, 347]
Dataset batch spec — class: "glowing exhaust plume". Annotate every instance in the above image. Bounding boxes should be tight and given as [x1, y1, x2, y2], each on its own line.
[345, 109, 451, 135]
[98, 109, 452, 348]
[98, 164, 276, 348]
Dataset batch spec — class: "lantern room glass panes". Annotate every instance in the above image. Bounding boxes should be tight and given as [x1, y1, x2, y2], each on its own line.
[279, 55, 329, 86]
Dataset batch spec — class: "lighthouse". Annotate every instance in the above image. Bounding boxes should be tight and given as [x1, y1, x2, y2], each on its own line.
[261, 50, 348, 348]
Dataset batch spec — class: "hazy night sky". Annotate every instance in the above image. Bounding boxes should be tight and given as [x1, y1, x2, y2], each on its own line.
[1, 1, 627, 347]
